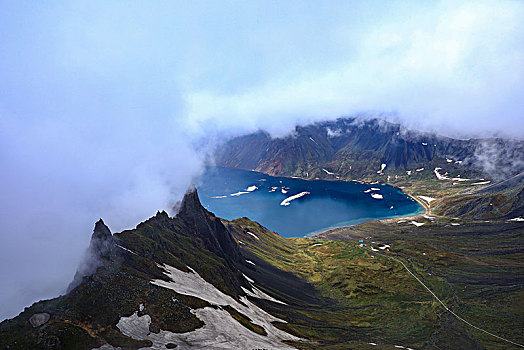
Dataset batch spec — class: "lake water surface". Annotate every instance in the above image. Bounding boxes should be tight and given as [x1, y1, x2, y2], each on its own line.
[197, 167, 423, 237]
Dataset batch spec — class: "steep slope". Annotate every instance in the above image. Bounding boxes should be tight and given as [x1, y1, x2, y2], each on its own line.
[1, 188, 522, 349]
[0, 189, 315, 349]
[433, 171, 524, 219]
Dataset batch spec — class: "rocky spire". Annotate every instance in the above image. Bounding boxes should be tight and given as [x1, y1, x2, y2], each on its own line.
[67, 219, 117, 292]
[176, 186, 243, 264]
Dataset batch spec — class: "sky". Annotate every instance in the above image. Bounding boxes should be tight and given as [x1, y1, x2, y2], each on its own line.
[1, 0, 523, 320]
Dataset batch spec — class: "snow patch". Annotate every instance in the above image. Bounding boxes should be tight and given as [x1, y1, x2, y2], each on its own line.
[242, 273, 254, 284]
[246, 260, 256, 266]
[309, 137, 319, 146]
[415, 168, 424, 172]
[241, 285, 287, 305]
[322, 168, 335, 175]
[508, 217, 524, 222]
[410, 221, 425, 227]
[246, 231, 259, 240]
[326, 127, 343, 138]
[146, 264, 300, 349]
[116, 244, 138, 256]
[472, 181, 491, 185]
[417, 196, 436, 204]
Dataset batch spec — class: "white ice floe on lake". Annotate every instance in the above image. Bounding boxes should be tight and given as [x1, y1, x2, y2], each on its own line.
[210, 195, 228, 199]
[364, 187, 381, 193]
[281, 188, 288, 194]
[370, 193, 383, 200]
[322, 168, 335, 175]
[230, 191, 250, 196]
[280, 191, 310, 206]
[410, 221, 425, 227]
[116, 264, 301, 349]
[246, 231, 259, 240]
[246, 260, 256, 266]
[246, 185, 258, 192]
[418, 196, 436, 204]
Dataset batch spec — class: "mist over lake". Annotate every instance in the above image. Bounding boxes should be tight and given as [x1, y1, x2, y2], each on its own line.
[197, 167, 423, 237]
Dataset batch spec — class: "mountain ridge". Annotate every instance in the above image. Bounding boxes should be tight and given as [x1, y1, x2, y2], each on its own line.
[214, 117, 524, 182]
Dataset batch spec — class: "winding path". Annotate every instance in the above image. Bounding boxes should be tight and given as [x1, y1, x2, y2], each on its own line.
[363, 246, 524, 348]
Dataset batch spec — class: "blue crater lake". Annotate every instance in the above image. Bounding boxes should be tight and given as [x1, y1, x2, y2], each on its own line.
[197, 167, 423, 237]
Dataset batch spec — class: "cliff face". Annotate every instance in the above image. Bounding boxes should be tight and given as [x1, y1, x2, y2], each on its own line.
[67, 219, 120, 292]
[214, 117, 524, 181]
[175, 187, 243, 265]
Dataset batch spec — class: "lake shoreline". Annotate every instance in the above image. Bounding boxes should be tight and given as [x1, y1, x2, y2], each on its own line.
[204, 167, 427, 238]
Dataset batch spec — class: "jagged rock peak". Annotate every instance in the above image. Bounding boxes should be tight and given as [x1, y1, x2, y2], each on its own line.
[93, 218, 111, 240]
[67, 219, 117, 292]
[175, 185, 243, 265]
[176, 185, 209, 220]
[155, 210, 170, 218]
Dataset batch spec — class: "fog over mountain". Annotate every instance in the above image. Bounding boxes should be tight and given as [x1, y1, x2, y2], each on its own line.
[1, 0, 523, 320]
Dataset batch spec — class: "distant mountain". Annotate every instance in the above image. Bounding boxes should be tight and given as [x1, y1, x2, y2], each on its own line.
[215, 117, 524, 182]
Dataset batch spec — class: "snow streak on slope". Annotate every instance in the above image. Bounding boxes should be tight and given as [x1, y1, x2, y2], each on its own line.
[115, 264, 301, 349]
